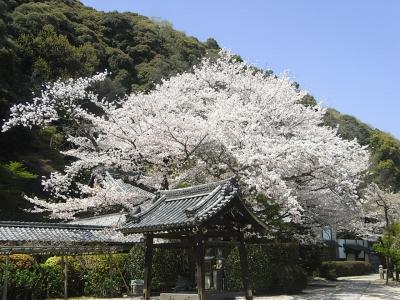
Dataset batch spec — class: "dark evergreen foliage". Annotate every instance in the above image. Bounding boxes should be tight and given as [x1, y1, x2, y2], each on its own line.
[0, 0, 218, 219]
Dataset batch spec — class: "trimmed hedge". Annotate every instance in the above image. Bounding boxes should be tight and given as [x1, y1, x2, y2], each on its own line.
[0, 243, 309, 299]
[224, 243, 307, 294]
[320, 261, 374, 280]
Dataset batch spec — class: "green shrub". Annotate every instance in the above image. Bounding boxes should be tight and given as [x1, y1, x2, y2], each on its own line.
[273, 264, 308, 294]
[299, 244, 323, 276]
[224, 247, 244, 290]
[334, 261, 373, 277]
[0, 254, 44, 299]
[320, 261, 373, 280]
[225, 243, 307, 294]
[40, 259, 64, 298]
[124, 244, 192, 291]
[81, 254, 124, 297]
[152, 248, 191, 290]
[320, 261, 337, 280]
[124, 245, 145, 281]
[9, 254, 36, 269]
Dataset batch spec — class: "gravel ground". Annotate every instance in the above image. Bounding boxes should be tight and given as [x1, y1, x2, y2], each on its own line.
[237, 274, 400, 300]
[56, 274, 400, 300]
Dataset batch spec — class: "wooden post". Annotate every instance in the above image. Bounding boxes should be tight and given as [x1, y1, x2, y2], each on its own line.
[2, 254, 9, 300]
[187, 241, 196, 285]
[238, 233, 252, 300]
[195, 233, 206, 300]
[108, 252, 113, 297]
[143, 235, 154, 300]
[61, 255, 68, 300]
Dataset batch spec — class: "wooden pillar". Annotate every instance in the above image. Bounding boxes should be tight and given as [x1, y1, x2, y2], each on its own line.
[2, 254, 9, 300]
[187, 241, 196, 284]
[195, 233, 206, 300]
[143, 235, 154, 300]
[108, 252, 113, 297]
[238, 234, 252, 300]
[61, 255, 68, 300]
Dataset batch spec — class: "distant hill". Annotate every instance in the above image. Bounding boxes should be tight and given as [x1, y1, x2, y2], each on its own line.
[324, 108, 400, 191]
[0, 0, 398, 220]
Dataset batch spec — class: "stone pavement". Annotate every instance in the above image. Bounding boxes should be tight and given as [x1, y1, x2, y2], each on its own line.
[240, 274, 400, 300]
[60, 274, 400, 300]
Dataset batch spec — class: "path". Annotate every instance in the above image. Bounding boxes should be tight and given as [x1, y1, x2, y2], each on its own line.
[59, 274, 400, 300]
[245, 274, 400, 300]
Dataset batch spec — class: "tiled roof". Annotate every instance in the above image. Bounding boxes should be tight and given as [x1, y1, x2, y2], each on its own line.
[0, 221, 140, 244]
[69, 212, 127, 227]
[103, 171, 155, 199]
[122, 178, 241, 233]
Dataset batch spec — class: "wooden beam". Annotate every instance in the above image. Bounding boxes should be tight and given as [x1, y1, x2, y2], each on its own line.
[202, 230, 241, 238]
[153, 240, 193, 249]
[151, 233, 194, 239]
[205, 240, 241, 248]
[195, 232, 206, 300]
[238, 234, 252, 300]
[143, 235, 154, 300]
[2, 254, 9, 300]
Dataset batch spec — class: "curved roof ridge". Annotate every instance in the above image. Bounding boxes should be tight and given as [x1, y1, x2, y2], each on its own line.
[185, 185, 223, 216]
[161, 177, 235, 197]
[69, 211, 124, 222]
[68, 211, 127, 227]
[0, 221, 106, 230]
[128, 195, 167, 223]
[196, 187, 238, 221]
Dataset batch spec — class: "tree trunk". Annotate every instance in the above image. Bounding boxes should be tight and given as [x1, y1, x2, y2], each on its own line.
[386, 256, 390, 285]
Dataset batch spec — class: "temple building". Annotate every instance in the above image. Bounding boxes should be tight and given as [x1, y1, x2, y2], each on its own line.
[0, 178, 269, 300]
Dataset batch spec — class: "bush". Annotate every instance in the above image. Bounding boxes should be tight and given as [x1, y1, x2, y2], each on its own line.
[40, 258, 64, 298]
[225, 243, 307, 294]
[320, 261, 373, 280]
[334, 261, 373, 277]
[274, 264, 308, 294]
[0, 254, 44, 299]
[81, 255, 124, 297]
[299, 244, 323, 276]
[124, 244, 192, 291]
[0, 243, 309, 298]
[320, 261, 338, 280]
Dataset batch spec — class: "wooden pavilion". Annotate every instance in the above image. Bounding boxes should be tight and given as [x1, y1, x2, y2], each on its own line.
[121, 178, 268, 300]
[0, 178, 269, 300]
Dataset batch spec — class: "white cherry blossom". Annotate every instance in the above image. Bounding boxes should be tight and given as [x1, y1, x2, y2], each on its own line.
[2, 51, 369, 232]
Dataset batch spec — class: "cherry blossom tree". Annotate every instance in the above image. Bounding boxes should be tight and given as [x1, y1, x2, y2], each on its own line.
[361, 183, 400, 283]
[2, 51, 370, 231]
[361, 183, 400, 238]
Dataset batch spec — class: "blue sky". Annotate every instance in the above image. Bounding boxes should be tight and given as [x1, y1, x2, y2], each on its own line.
[81, 0, 400, 138]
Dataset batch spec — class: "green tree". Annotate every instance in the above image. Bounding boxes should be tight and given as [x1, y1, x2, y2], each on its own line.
[369, 130, 400, 191]
[374, 223, 400, 284]
[17, 24, 99, 86]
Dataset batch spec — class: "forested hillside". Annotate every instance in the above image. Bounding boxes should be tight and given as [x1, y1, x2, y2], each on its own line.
[0, 0, 219, 219]
[0, 0, 398, 220]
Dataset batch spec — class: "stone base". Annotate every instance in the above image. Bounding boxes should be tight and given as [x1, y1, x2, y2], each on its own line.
[160, 291, 244, 300]
[160, 292, 198, 300]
